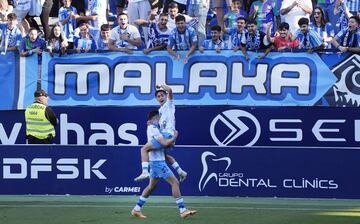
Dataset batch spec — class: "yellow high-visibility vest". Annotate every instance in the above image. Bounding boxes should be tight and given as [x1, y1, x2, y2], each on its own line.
[25, 103, 55, 139]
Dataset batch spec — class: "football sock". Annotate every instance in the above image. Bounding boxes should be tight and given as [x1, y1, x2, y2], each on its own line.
[142, 162, 149, 173]
[134, 196, 148, 211]
[176, 197, 186, 213]
[172, 162, 184, 174]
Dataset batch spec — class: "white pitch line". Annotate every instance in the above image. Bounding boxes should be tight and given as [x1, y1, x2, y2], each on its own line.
[0, 204, 357, 212]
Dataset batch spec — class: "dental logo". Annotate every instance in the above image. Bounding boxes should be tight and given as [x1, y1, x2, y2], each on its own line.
[210, 109, 261, 146]
[198, 152, 231, 192]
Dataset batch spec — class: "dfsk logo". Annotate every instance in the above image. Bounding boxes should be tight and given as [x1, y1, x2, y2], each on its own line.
[198, 152, 231, 191]
[210, 109, 260, 146]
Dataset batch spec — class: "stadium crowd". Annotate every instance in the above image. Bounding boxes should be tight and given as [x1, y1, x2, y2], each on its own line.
[0, 0, 359, 59]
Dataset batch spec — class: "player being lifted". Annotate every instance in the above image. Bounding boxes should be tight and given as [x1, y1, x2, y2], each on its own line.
[131, 110, 197, 219]
[134, 84, 187, 182]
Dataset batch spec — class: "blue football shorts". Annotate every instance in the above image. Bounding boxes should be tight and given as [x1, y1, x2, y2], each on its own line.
[149, 160, 174, 179]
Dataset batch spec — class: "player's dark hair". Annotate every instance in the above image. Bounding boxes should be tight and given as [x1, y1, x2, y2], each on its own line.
[101, 24, 110, 31]
[148, 110, 159, 120]
[7, 13, 17, 20]
[168, 2, 178, 9]
[247, 19, 257, 25]
[349, 15, 360, 25]
[279, 22, 289, 30]
[236, 16, 247, 23]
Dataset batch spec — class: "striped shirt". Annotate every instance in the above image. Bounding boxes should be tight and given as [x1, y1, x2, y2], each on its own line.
[147, 22, 170, 48]
[228, 28, 247, 48]
[310, 22, 334, 48]
[168, 26, 198, 50]
[58, 6, 78, 42]
[295, 28, 324, 49]
[346, 0, 360, 12]
[335, 28, 360, 47]
[201, 39, 228, 50]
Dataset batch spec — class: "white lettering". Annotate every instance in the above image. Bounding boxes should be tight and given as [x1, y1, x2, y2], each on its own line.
[312, 119, 346, 142]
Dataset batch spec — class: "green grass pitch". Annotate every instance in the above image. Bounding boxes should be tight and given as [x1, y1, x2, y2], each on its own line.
[0, 196, 360, 224]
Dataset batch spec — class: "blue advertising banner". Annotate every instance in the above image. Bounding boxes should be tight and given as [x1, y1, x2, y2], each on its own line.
[1, 51, 359, 110]
[1, 106, 359, 147]
[0, 145, 359, 198]
[41, 51, 342, 107]
[0, 53, 38, 110]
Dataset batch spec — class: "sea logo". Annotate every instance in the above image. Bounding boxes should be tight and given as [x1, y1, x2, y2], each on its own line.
[210, 109, 260, 146]
[198, 152, 231, 192]
[331, 54, 360, 106]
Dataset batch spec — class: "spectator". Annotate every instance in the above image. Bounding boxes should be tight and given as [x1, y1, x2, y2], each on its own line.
[27, 0, 53, 40]
[188, 0, 210, 47]
[346, 0, 360, 15]
[74, 22, 96, 53]
[280, 0, 313, 33]
[317, 0, 339, 30]
[224, 0, 248, 30]
[295, 17, 325, 52]
[25, 89, 57, 144]
[19, 27, 46, 59]
[211, 0, 232, 32]
[108, 13, 142, 54]
[0, 0, 13, 22]
[199, 25, 228, 53]
[249, 0, 278, 34]
[47, 23, 68, 56]
[88, 23, 111, 50]
[239, 19, 271, 60]
[135, 12, 170, 54]
[0, 13, 22, 54]
[163, 0, 187, 13]
[13, 0, 31, 35]
[127, 0, 151, 42]
[310, 6, 334, 48]
[167, 15, 198, 64]
[77, 0, 107, 29]
[266, 21, 299, 50]
[152, 2, 197, 31]
[332, 15, 360, 53]
[59, 0, 77, 49]
[226, 16, 247, 51]
[334, 0, 352, 32]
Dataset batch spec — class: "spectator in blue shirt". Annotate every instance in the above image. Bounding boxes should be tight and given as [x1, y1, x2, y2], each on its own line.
[74, 22, 96, 53]
[295, 17, 325, 53]
[167, 15, 198, 64]
[310, 6, 334, 48]
[88, 23, 111, 50]
[19, 27, 46, 57]
[332, 15, 360, 53]
[226, 16, 248, 51]
[135, 12, 170, 54]
[59, 0, 78, 49]
[199, 25, 228, 53]
[0, 13, 23, 54]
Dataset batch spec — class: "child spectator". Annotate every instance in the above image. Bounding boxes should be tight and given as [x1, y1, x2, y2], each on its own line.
[0, 13, 22, 54]
[74, 22, 96, 53]
[59, 0, 78, 49]
[47, 23, 68, 56]
[89, 23, 111, 50]
[19, 27, 46, 60]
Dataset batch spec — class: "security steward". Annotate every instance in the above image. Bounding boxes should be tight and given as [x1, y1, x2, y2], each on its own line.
[25, 90, 57, 144]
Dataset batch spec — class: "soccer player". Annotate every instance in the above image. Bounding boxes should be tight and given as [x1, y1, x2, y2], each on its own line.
[134, 84, 187, 182]
[131, 110, 197, 219]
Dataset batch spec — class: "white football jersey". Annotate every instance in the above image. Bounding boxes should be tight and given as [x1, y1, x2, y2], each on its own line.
[147, 124, 165, 161]
[158, 99, 175, 135]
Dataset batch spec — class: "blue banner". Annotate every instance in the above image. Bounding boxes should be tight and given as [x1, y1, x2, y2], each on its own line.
[42, 51, 339, 107]
[1, 106, 359, 147]
[1, 51, 360, 110]
[0, 145, 359, 198]
[0, 53, 38, 110]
